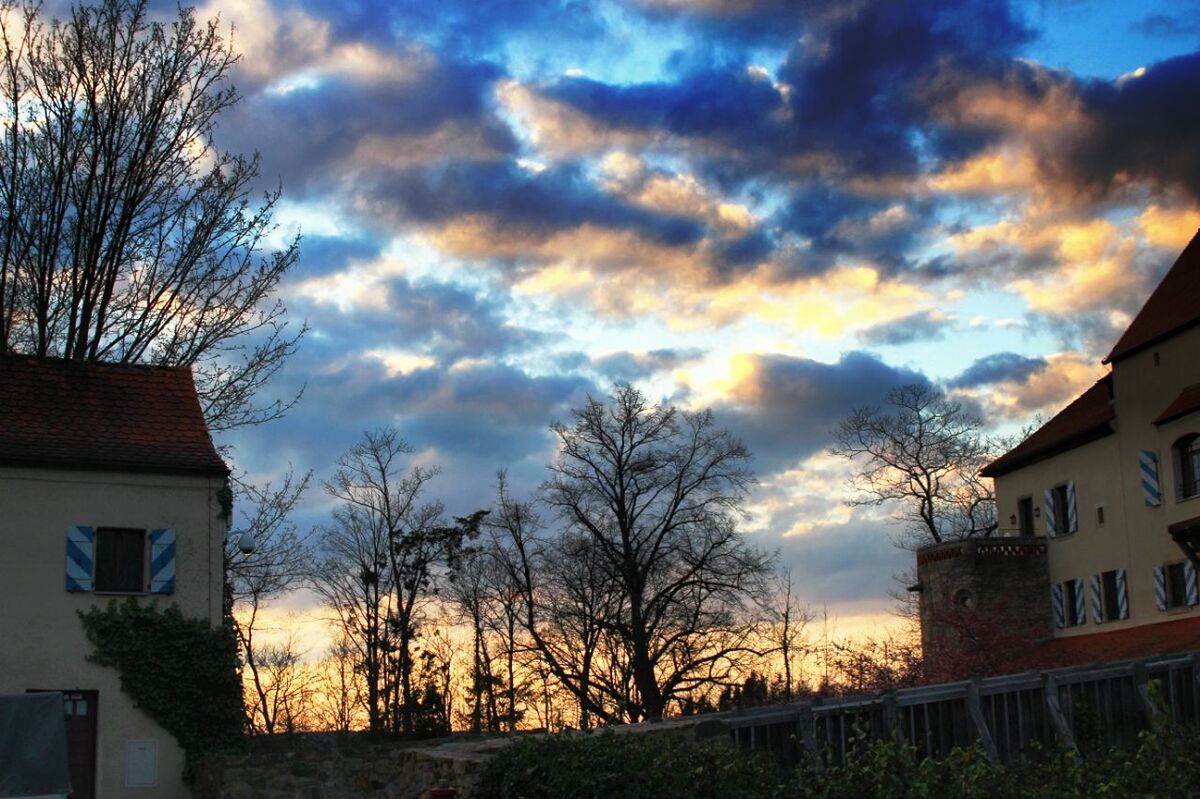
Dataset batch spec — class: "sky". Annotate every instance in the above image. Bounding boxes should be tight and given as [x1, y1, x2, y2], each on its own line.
[185, 0, 1200, 643]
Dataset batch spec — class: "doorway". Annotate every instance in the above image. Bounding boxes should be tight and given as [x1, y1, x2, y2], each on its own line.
[27, 689, 97, 799]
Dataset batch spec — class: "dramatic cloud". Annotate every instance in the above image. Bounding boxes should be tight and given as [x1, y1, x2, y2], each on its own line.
[591, 348, 705, 382]
[777, 514, 912, 605]
[858, 310, 949, 346]
[949, 352, 1047, 388]
[713, 351, 929, 474]
[364, 161, 704, 251]
[290, 270, 542, 363]
[1064, 53, 1200, 201]
[197, 0, 1200, 640]
[226, 57, 516, 201]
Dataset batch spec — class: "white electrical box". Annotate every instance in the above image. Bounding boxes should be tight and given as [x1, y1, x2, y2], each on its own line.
[125, 739, 158, 788]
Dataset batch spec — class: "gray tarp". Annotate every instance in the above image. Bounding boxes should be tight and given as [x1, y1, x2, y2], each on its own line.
[0, 693, 71, 799]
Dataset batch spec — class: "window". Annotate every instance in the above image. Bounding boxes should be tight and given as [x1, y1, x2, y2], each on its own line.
[1064, 580, 1080, 625]
[1167, 561, 1188, 609]
[1017, 496, 1034, 535]
[1096, 505, 1105, 526]
[93, 527, 145, 593]
[65, 526, 175, 595]
[1176, 434, 1200, 500]
[1043, 482, 1077, 537]
[1101, 570, 1120, 620]
[1056, 482, 1075, 532]
[1092, 569, 1128, 623]
[1053, 579, 1086, 628]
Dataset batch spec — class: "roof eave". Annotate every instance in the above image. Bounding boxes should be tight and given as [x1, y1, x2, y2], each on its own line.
[1103, 317, 1200, 365]
[0, 456, 230, 479]
[980, 422, 1115, 479]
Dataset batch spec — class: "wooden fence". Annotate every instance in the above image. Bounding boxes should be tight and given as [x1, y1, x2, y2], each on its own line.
[722, 651, 1200, 767]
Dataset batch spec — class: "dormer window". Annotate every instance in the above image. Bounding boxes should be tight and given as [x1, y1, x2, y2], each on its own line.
[1175, 434, 1200, 500]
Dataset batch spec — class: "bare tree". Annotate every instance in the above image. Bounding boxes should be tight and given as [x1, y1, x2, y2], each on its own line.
[224, 467, 312, 733]
[831, 383, 997, 547]
[529, 384, 773, 721]
[0, 0, 302, 431]
[226, 468, 313, 607]
[312, 428, 480, 735]
[490, 468, 624, 727]
[311, 635, 362, 734]
[243, 627, 315, 735]
[448, 486, 536, 733]
[447, 543, 502, 732]
[768, 566, 811, 701]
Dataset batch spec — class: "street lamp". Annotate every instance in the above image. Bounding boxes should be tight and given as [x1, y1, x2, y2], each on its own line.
[231, 529, 256, 555]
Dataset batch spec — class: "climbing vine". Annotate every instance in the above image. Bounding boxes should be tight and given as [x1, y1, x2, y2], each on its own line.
[78, 599, 244, 776]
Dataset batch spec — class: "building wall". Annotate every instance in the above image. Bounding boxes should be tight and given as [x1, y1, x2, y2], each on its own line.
[0, 466, 228, 798]
[992, 325, 1200, 639]
[1111, 327, 1200, 621]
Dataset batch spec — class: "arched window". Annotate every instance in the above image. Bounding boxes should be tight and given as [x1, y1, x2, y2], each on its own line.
[1176, 434, 1200, 500]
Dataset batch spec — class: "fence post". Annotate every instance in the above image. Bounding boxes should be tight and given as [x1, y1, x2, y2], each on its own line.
[1191, 653, 1200, 721]
[1133, 661, 1159, 728]
[795, 704, 823, 770]
[967, 679, 999, 762]
[883, 691, 901, 744]
[1042, 673, 1079, 756]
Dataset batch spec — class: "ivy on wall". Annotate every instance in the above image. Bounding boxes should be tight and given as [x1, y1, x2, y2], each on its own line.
[78, 599, 244, 776]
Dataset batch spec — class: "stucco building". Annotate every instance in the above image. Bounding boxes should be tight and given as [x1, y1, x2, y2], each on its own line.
[0, 355, 229, 798]
[917, 230, 1200, 670]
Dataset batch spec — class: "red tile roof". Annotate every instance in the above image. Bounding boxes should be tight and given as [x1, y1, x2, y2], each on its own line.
[980, 378, 1116, 477]
[0, 355, 228, 477]
[1104, 229, 1200, 364]
[1035, 615, 1200, 668]
[1155, 385, 1200, 426]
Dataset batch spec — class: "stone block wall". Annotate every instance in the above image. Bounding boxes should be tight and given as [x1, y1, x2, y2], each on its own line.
[195, 737, 509, 799]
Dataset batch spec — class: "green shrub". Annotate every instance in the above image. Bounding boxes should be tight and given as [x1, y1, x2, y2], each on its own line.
[793, 726, 1200, 799]
[475, 731, 785, 799]
[478, 721, 1200, 799]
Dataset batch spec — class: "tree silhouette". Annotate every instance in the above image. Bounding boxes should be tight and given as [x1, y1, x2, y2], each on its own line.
[0, 0, 301, 431]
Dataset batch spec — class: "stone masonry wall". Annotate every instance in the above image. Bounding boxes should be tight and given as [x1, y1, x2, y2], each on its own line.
[194, 737, 510, 799]
[195, 718, 728, 799]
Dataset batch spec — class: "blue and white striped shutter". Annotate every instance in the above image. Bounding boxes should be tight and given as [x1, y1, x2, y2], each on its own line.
[65, 525, 95, 592]
[1116, 569, 1129, 620]
[1154, 566, 1168, 611]
[1066, 481, 1078, 533]
[149, 528, 176, 594]
[1140, 451, 1162, 507]
[1052, 583, 1065, 629]
[1091, 574, 1104, 623]
[1073, 578, 1086, 625]
[1187, 561, 1199, 606]
[1044, 489, 1057, 537]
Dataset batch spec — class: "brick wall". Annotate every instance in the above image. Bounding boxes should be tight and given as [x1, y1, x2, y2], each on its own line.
[916, 537, 1052, 673]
